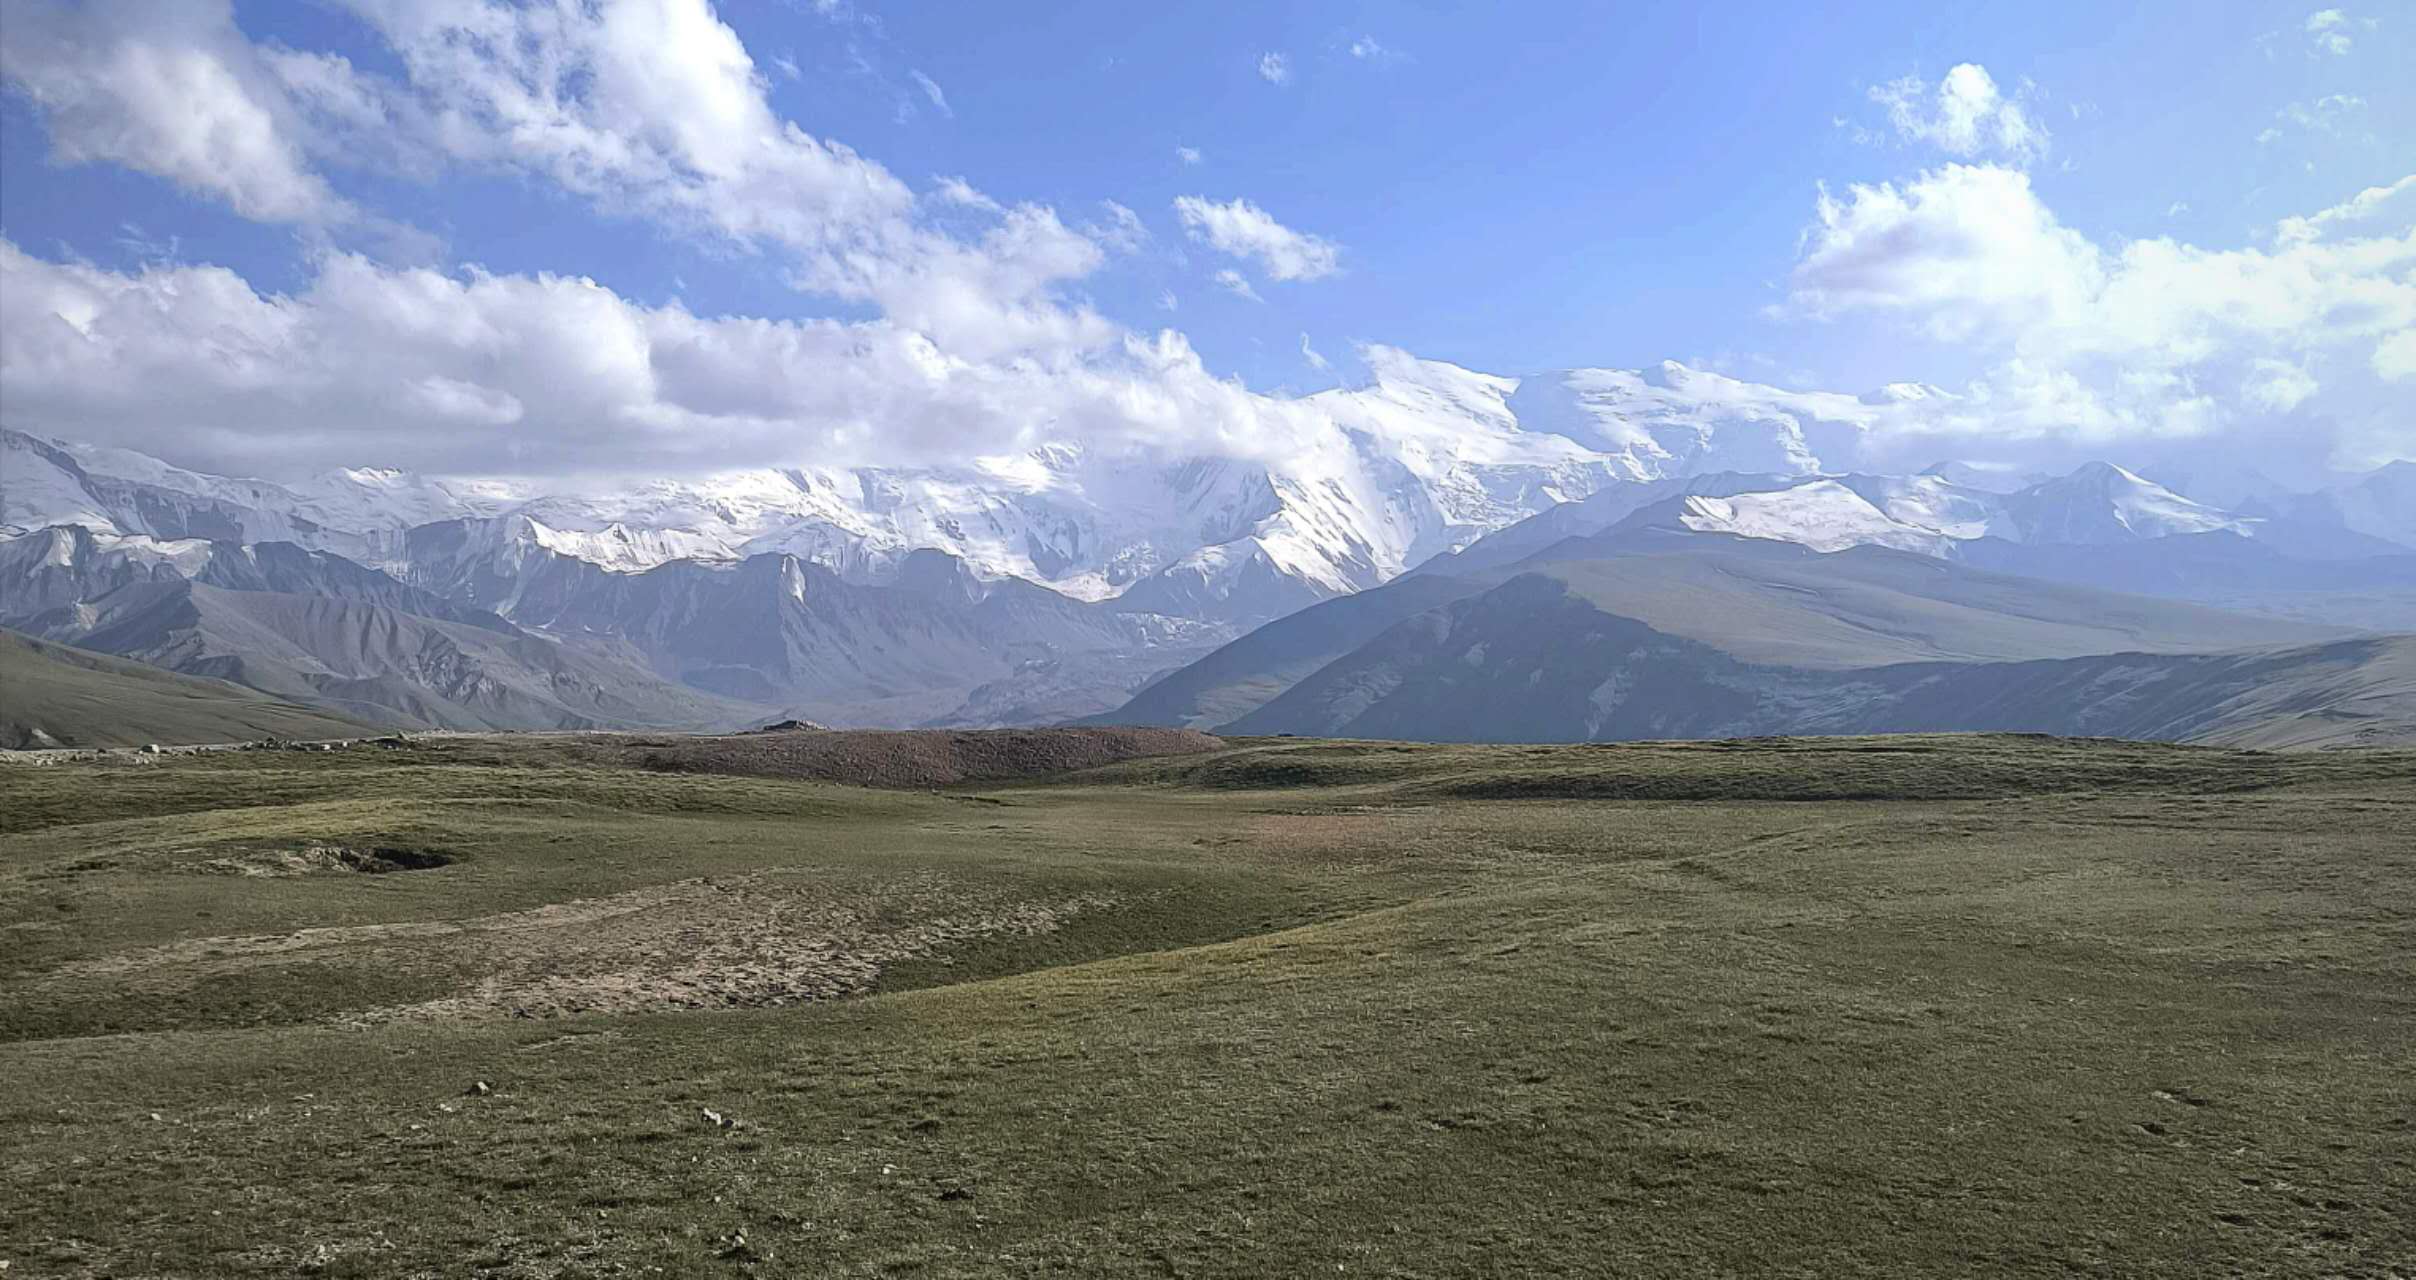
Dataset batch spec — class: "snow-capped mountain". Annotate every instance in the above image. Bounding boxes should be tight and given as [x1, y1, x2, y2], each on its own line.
[1996, 462, 2251, 544]
[1669, 482, 1957, 556]
[0, 353, 1870, 625]
[3, 427, 514, 568]
[1417, 457, 2416, 625]
[8, 350, 2409, 732]
[1604, 464, 2285, 559]
[1495, 359, 1862, 479]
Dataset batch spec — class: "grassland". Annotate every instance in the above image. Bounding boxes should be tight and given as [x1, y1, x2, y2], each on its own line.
[3, 733, 2412, 1277]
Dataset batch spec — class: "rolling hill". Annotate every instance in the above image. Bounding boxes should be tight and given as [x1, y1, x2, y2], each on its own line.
[0, 628, 375, 748]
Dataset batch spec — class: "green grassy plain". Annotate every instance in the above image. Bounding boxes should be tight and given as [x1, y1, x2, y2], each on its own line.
[3, 734, 2412, 1277]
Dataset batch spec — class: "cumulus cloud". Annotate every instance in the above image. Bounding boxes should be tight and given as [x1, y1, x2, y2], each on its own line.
[1792, 165, 2100, 336]
[0, 0, 1335, 479]
[2275, 173, 2415, 245]
[1173, 196, 1341, 282]
[336, 0, 917, 256]
[0, 238, 1343, 479]
[0, 1, 362, 226]
[1867, 64, 2049, 166]
[1258, 52, 1290, 84]
[10, 0, 1166, 370]
[1790, 163, 2416, 470]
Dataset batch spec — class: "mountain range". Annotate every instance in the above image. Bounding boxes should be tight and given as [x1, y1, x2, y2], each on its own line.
[4, 354, 2411, 745]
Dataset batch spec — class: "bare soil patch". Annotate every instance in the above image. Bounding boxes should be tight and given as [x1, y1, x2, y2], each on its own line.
[192, 843, 457, 876]
[35, 872, 1120, 1024]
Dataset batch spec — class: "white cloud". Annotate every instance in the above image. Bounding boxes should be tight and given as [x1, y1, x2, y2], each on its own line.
[1157, 290, 1179, 312]
[1867, 64, 2049, 166]
[5, 0, 1164, 369]
[2275, 173, 2415, 245]
[2274, 94, 2366, 136]
[2304, 8, 2355, 54]
[1173, 196, 1341, 282]
[1300, 333, 1331, 371]
[1790, 163, 2416, 468]
[1792, 166, 2101, 336]
[931, 175, 1001, 213]
[0, 0, 1364, 481]
[2374, 329, 2416, 381]
[1090, 200, 1147, 253]
[0, 238, 1343, 478]
[1175, 145, 1203, 166]
[1348, 36, 1401, 65]
[2244, 358, 2320, 412]
[1211, 268, 1261, 302]
[2166, 201, 2190, 217]
[908, 69, 952, 118]
[1258, 52, 1290, 85]
[336, 0, 919, 256]
[0, 1, 356, 226]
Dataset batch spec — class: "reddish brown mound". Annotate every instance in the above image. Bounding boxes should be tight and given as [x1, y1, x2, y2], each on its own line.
[633, 726, 1225, 789]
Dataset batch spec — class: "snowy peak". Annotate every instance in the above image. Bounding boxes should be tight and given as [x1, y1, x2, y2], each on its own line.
[289, 464, 514, 532]
[1860, 382, 1953, 406]
[9, 353, 1888, 613]
[1918, 459, 2044, 494]
[2004, 462, 2250, 544]
[1667, 483, 1954, 556]
[1831, 473, 2014, 541]
[1347, 347, 1522, 432]
[2, 429, 118, 535]
[1501, 364, 1845, 481]
[1517, 459, 2307, 566]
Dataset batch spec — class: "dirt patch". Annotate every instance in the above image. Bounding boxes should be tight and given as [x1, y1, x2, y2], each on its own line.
[359, 881, 1113, 1024]
[632, 726, 1224, 789]
[192, 844, 457, 877]
[40, 872, 1120, 1023]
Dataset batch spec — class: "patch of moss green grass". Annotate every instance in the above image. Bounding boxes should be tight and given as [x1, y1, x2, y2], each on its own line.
[3, 734, 2411, 1276]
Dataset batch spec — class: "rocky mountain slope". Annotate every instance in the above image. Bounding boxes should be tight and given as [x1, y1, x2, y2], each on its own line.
[1103, 529, 2356, 730]
[0, 528, 754, 732]
[1225, 571, 2414, 749]
[0, 628, 374, 748]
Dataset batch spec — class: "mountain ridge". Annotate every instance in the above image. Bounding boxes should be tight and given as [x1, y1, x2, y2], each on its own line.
[1225, 572, 2414, 750]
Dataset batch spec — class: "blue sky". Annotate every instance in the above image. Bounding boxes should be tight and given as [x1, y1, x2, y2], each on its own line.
[0, 0, 2409, 483]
